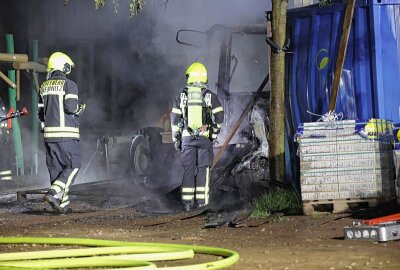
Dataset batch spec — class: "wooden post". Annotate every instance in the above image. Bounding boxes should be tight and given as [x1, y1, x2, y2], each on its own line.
[269, 0, 287, 182]
[329, 0, 356, 112]
[16, 70, 20, 101]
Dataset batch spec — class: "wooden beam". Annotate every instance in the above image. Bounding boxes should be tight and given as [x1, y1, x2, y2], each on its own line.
[13, 61, 46, 73]
[0, 70, 16, 88]
[39, 57, 48, 65]
[16, 70, 20, 101]
[0, 53, 28, 62]
[329, 0, 356, 112]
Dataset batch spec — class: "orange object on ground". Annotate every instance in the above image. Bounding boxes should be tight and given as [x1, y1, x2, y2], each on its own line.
[362, 213, 400, 225]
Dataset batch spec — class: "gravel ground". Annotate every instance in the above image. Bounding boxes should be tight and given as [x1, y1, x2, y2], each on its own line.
[0, 194, 399, 270]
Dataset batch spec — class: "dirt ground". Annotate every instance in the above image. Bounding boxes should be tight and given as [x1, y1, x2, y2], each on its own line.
[0, 195, 399, 270]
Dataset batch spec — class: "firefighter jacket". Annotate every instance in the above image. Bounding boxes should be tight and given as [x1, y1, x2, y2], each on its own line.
[171, 86, 224, 140]
[38, 71, 81, 142]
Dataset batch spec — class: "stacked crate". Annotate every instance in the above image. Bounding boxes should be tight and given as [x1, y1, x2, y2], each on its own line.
[394, 124, 400, 205]
[297, 120, 396, 214]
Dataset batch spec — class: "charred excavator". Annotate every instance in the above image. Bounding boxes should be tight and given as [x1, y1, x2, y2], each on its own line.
[84, 24, 274, 223]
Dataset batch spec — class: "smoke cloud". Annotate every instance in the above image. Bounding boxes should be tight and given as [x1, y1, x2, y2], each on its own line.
[0, 0, 270, 205]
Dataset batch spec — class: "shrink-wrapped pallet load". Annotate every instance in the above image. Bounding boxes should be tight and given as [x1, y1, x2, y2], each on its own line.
[296, 119, 396, 214]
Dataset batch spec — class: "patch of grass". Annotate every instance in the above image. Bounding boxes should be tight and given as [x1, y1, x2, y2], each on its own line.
[311, 213, 324, 220]
[251, 188, 302, 218]
[270, 215, 290, 223]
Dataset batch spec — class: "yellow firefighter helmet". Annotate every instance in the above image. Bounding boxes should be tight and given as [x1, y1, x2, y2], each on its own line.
[47, 52, 75, 74]
[186, 62, 207, 85]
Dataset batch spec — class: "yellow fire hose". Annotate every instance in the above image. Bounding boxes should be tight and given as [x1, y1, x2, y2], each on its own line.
[0, 237, 239, 269]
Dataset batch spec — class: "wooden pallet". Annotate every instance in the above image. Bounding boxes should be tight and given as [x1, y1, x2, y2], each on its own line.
[302, 198, 379, 215]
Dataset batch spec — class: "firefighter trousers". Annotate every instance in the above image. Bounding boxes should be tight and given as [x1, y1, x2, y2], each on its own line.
[45, 140, 81, 209]
[181, 136, 213, 206]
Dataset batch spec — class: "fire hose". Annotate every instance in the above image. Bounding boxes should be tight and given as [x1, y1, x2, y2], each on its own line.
[0, 237, 239, 269]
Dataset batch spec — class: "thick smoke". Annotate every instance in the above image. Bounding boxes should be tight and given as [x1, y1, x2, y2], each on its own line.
[0, 0, 270, 207]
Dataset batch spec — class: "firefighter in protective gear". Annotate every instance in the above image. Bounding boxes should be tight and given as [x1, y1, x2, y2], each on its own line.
[0, 98, 13, 181]
[170, 62, 224, 211]
[39, 52, 86, 214]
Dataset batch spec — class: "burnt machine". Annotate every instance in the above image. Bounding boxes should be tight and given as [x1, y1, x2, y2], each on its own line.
[129, 24, 272, 207]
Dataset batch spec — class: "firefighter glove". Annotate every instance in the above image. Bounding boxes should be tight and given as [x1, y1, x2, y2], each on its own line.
[211, 124, 220, 141]
[212, 124, 220, 134]
[213, 139, 219, 146]
[75, 103, 86, 117]
[172, 131, 181, 141]
[174, 140, 182, 151]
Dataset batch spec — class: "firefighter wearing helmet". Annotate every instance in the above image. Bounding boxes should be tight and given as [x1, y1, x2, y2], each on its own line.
[39, 52, 86, 214]
[170, 62, 224, 211]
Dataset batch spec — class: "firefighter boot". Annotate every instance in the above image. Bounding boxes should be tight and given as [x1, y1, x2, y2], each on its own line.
[184, 204, 193, 212]
[61, 205, 72, 214]
[60, 195, 73, 214]
[43, 190, 64, 213]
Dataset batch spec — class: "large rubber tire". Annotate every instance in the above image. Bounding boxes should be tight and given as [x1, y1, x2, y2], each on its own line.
[130, 135, 151, 178]
[129, 127, 180, 190]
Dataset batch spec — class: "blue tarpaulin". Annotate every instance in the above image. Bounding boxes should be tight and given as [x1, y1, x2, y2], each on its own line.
[284, 0, 400, 184]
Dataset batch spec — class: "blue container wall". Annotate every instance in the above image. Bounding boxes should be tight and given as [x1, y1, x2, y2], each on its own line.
[286, 0, 400, 130]
[284, 0, 400, 184]
[370, 0, 400, 123]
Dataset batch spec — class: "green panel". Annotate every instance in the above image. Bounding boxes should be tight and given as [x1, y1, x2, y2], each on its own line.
[31, 40, 39, 174]
[6, 34, 24, 173]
